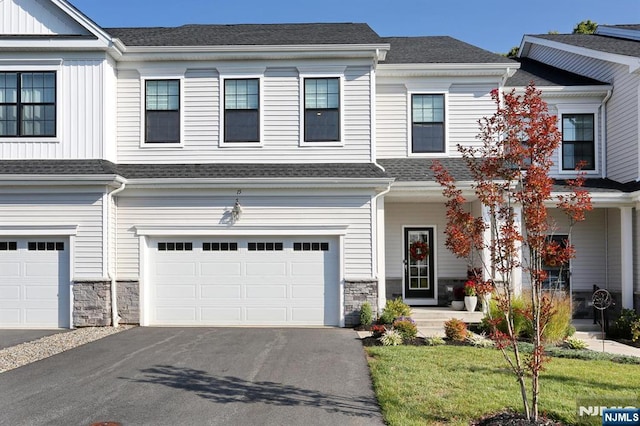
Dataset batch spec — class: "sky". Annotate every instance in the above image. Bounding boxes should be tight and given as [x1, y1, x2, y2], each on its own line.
[70, 0, 639, 54]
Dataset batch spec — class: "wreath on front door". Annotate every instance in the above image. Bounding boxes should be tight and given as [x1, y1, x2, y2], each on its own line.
[409, 241, 429, 262]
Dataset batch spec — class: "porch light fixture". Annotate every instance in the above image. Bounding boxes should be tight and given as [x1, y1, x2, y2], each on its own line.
[231, 190, 243, 223]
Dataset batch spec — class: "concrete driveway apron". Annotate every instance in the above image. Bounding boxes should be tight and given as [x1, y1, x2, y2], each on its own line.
[0, 327, 383, 426]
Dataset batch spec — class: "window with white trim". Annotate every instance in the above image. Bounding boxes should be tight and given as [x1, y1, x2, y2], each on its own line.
[562, 113, 594, 170]
[224, 78, 259, 142]
[0, 72, 56, 137]
[411, 94, 445, 153]
[145, 79, 180, 143]
[304, 78, 340, 142]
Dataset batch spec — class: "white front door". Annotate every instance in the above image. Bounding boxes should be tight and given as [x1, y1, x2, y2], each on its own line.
[0, 238, 70, 328]
[148, 237, 340, 326]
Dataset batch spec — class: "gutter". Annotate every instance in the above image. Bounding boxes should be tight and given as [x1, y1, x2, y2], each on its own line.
[107, 180, 127, 327]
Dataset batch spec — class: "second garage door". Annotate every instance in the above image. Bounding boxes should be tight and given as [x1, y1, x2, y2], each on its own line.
[148, 237, 340, 326]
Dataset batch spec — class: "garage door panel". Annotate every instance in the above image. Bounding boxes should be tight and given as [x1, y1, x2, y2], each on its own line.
[0, 262, 20, 277]
[25, 285, 58, 300]
[25, 262, 58, 277]
[291, 285, 324, 299]
[201, 285, 241, 299]
[291, 307, 323, 323]
[246, 262, 286, 276]
[0, 285, 21, 300]
[26, 308, 58, 324]
[156, 307, 197, 322]
[201, 307, 242, 322]
[246, 285, 287, 299]
[156, 262, 196, 277]
[0, 309, 21, 324]
[156, 285, 196, 299]
[246, 307, 287, 322]
[200, 262, 241, 276]
[291, 262, 325, 276]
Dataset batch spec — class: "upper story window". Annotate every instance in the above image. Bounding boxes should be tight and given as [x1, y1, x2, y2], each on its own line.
[145, 79, 180, 143]
[304, 78, 340, 142]
[562, 114, 594, 170]
[224, 79, 259, 142]
[412, 94, 445, 153]
[0, 72, 56, 137]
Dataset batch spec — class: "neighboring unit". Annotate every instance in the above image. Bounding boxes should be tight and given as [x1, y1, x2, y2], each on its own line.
[0, 0, 638, 328]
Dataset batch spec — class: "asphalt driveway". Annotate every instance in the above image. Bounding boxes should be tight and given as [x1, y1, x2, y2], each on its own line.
[0, 327, 383, 425]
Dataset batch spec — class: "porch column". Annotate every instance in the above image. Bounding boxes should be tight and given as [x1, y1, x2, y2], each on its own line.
[375, 195, 386, 313]
[620, 206, 634, 309]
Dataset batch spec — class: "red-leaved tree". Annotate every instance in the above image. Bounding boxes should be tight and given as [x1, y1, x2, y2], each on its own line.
[432, 84, 592, 420]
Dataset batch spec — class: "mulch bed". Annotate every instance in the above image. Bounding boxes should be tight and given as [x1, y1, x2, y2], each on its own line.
[471, 411, 565, 425]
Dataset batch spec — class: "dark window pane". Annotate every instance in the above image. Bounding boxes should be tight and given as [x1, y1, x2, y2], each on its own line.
[266, 242, 274, 251]
[248, 242, 256, 251]
[412, 123, 444, 153]
[185, 243, 193, 251]
[55, 242, 64, 251]
[562, 114, 595, 170]
[293, 243, 302, 251]
[0, 242, 6, 250]
[257, 242, 265, 251]
[312, 243, 320, 251]
[37, 242, 45, 251]
[28, 242, 36, 251]
[275, 242, 283, 251]
[412, 94, 445, 153]
[230, 243, 238, 251]
[305, 109, 339, 141]
[46, 242, 55, 251]
[176, 242, 184, 251]
[225, 110, 259, 142]
[167, 243, 175, 251]
[158, 242, 166, 251]
[321, 243, 329, 251]
[203, 242, 211, 251]
[303, 243, 311, 251]
[220, 242, 229, 251]
[146, 110, 179, 143]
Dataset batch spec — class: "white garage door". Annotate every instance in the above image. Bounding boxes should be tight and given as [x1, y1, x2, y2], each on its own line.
[0, 238, 70, 328]
[148, 237, 340, 326]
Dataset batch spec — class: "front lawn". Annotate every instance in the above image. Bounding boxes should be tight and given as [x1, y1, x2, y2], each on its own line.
[366, 345, 639, 425]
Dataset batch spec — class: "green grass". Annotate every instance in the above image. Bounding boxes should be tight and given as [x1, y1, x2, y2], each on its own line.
[366, 345, 640, 425]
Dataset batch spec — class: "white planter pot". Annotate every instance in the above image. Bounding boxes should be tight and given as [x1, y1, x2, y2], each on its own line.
[451, 300, 465, 311]
[464, 296, 478, 312]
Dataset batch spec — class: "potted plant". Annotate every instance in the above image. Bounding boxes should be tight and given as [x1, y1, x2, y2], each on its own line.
[451, 286, 465, 310]
[464, 280, 478, 312]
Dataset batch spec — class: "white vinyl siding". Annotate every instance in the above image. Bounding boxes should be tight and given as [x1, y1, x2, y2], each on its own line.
[0, 0, 89, 35]
[0, 191, 105, 278]
[116, 65, 372, 163]
[528, 44, 639, 183]
[384, 202, 467, 279]
[376, 82, 495, 158]
[116, 191, 373, 279]
[0, 57, 107, 159]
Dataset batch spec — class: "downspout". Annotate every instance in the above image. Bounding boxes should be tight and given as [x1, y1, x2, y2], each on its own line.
[600, 89, 612, 178]
[108, 180, 126, 327]
[372, 179, 393, 314]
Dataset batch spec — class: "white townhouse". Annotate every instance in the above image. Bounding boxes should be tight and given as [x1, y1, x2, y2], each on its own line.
[0, 0, 637, 329]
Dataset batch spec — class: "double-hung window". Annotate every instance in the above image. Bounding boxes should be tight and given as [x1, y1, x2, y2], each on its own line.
[304, 78, 340, 142]
[412, 94, 445, 153]
[0, 72, 56, 137]
[562, 114, 594, 170]
[224, 78, 259, 142]
[145, 79, 180, 143]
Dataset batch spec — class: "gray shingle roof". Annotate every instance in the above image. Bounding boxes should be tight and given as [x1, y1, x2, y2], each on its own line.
[530, 34, 640, 58]
[378, 158, 475, 182]
[380, 36, 515, 64]
[0, 160, 389, 180]
[106, 23, 383, 46]
[506, 58, 609, 87]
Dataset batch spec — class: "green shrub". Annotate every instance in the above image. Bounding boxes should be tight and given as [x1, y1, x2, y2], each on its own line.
[392, 317, 418, 341]
[610, 309, 640, 340]
[632, 319, 640, 343]
[564, 336, 588, 350]
[444, 318, 467, 341]
[425, 336, 446, 346]
[524, 294, 574, 343]
[379, 328, 403, 346]
[379, 298, 412, 324]
[482, 295, 529, 338]
[359, 301, 373, 326]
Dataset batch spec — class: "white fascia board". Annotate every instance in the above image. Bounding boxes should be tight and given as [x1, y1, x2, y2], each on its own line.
[522, 36, 640, 73]
[503, 85, 613, 97]
[377, 63, 519, 78]
[134, 225, 349, 237]
[123, 177, 394, 189]
[0, 174, 124, 186]
[116, 43, 390, 62]
[0, 224, 78, 235]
